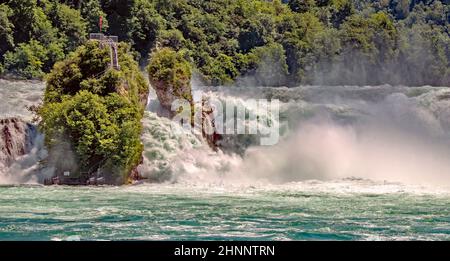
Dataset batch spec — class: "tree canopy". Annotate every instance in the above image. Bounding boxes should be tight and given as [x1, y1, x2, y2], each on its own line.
[0, 0, 448, 86]
[38, 40, 148, 184]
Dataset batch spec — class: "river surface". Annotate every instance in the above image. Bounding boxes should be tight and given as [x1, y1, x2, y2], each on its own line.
[1, 182, 450, 241]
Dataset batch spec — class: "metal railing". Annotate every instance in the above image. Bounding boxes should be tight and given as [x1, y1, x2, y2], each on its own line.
[89, 33, 118, 43]
[89, 33, 120, 70]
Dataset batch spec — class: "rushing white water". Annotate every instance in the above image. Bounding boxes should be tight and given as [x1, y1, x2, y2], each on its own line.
[0, 80, 44, 121]
[0, 80, 47, 184]
[1, 79, 450, 188]
[141, 84, 450, 187]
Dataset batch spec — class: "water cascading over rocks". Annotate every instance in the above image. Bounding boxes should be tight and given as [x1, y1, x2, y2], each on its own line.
[147, 48, 194, 117]
[147, 48, 223, 150]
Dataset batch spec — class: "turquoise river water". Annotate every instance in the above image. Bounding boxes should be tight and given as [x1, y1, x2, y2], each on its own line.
[1, 181, 450, 241]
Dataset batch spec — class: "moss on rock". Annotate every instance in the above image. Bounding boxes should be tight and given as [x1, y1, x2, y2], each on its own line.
[147, 48, 193, 118]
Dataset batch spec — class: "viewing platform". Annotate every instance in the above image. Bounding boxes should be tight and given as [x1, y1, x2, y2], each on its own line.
[89, 33, 120, 70]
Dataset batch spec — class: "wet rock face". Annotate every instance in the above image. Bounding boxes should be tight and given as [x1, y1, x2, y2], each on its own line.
[152, 82, 224, 151]
[0, 118, 36, 167]
[198, 98, 222, 151]
[152, 80, 194, 118]
[151, 81, 222, 151]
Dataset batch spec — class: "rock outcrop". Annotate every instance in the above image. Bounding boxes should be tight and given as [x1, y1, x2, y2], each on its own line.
[148, 48, 225, 151]
[151, 79, 194, 118]
[39, 41, 149, 185]
[0, 118, 36, 167]
[147, 48, 194, 118]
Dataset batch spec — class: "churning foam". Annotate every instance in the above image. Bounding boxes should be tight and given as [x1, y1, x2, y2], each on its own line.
[0, 80, 47, 184]
[140, 86, 450, 187]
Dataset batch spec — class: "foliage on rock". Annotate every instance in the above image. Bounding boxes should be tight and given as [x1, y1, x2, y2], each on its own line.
[39, 40, 148, 184]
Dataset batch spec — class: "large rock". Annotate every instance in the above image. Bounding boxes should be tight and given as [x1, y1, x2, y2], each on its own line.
[147, 48, 194, 119]
[148, 48, 222, 150]
[0, 118, 36, 167]
[152, 79, 194, 118]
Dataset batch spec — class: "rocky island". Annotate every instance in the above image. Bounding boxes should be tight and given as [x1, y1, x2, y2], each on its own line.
[38, 40, 149, 185]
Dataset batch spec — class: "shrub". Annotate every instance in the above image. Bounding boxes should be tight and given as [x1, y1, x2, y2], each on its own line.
[147, 47, 192, 97]
[3, 40, 48, 79]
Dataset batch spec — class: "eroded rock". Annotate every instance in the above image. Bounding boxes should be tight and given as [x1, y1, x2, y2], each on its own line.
[0, 118, 36, 167]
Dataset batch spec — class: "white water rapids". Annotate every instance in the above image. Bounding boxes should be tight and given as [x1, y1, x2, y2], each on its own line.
[1, 79, 450, 188]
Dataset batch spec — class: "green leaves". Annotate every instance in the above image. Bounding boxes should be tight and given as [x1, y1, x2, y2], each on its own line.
[3, 40, 48, 78]
[147, 47, 192, 89]
[205, 54, 238, 85]
[0, 4, 14, 55]
[40, 91, 136, 169]
[80, 0, 109, 33]
[1, 0, 448, 85]
[126, 0, 163, 58]
[0, 0, 83, 78]
[39, 40, 148, 184]
[248, 43, 289, 86]
[48, 3, 87, 53]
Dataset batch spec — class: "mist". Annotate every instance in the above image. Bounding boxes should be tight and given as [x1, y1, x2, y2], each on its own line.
[239, 118, 450, 186]
[233, 89, 450, 186]
[139, 81, 450, 188]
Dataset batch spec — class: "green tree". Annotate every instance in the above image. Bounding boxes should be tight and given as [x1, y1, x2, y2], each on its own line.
[1, 0, 448, 86]
[147, 47, 193, 119]
[39, 91, 143, 184]
[48, 3, 87, 53]
[158, 29, 186, 51]
[238, 14, 274, 52]
[6, 0, 58, 45]
[336, 12, 399, 84]
[288, 0, 316, 13]
[3, 40, 48, 78]
[81, 0, 109, 33]
[0, 4, 14, 58]
[148, 48, 191, 91]
[5, 0, 36, 44]
[101, 0, 134, 41]
[40, 40, 148, 184]
[204, 54, 238, 85]
[126, 0, 163, 60]
[280, 12, 328, 83]
[247, 42, 289, 86]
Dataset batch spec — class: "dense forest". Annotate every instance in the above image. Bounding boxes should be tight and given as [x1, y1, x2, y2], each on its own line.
[0, 0, 449, 86]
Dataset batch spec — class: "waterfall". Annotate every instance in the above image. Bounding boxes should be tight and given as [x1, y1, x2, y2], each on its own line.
[0, 117, 47, 184]
[139, 84, 450, 186]
[2, 79, 450, 186]
[0, 80, 47, 184]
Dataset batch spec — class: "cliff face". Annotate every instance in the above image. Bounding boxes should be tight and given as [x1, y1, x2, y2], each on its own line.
[0, 118, 36, 167]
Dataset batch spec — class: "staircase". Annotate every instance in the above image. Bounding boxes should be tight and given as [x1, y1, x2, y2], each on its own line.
[106, 38, 120, 70]
[89, 33, 120, 70]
